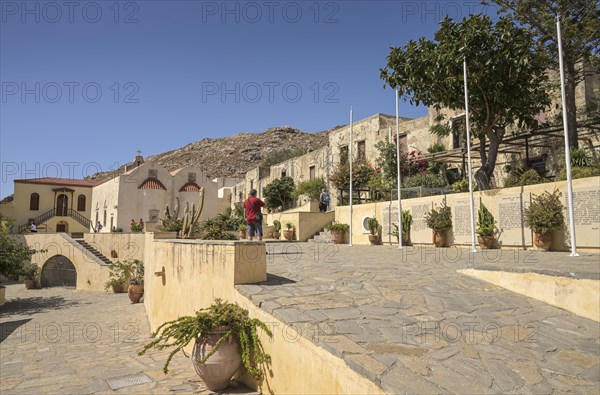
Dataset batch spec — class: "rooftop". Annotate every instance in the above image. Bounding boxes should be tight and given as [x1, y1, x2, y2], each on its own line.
[14, 177, 101, 188]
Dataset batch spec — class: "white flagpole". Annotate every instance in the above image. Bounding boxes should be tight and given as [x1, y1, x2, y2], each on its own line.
[349, 107, 354, 247]
[463, 59, 477, 253]
[557, 15, 578, 257]
[396, 89, 403, 249]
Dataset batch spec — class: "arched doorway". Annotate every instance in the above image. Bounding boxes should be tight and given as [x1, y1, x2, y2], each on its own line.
[56, 194, 68, 216]
[41, 255, 77, 288]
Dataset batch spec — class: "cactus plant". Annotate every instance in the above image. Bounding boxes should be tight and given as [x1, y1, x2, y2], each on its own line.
[159, 188, 204, 238]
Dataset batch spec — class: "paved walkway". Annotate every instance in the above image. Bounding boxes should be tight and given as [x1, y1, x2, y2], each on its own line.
[238, 243, 600, 394]
[0, 283, 258, 395]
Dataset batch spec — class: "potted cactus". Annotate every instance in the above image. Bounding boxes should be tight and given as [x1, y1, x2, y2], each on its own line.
[366, 217, 380, 245]
[390, 210, 413, 245]
[160, 189, 205, 238]
[476, 203, 497, 249]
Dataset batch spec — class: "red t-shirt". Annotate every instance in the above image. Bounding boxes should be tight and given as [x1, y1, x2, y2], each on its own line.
[244, 196, 265, 224]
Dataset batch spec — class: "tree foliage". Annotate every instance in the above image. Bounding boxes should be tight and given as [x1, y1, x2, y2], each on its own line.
[292, 178, 326, 201]
[0, 213, 39, 279]
[263, 176, 295, 210]
[488, 0, 600, 146]
[381, 15, 551, 189]
[330, 160, 377, 190]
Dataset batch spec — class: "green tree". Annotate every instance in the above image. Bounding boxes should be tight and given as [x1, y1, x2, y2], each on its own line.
[0, 213, 39, 278]
[488, 0, 600, 147]
[263, 176, 295, 210]
[381, 15, 551, 189]
[330, 160, 377, 190]
[292, 178, 326, 202]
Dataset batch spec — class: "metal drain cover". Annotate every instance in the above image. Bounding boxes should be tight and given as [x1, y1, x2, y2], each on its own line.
[106, 373, 153, 390]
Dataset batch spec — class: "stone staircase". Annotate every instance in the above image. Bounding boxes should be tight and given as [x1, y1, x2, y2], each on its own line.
[75, 240, 112, 265]
[307, 227, 332, 243]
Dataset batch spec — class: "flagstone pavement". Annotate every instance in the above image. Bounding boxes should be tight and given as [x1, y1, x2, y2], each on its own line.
[1, 243, 599, 394]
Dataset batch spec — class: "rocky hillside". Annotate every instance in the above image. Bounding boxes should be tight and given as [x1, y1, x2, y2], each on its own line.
[88, 126, 338, 182]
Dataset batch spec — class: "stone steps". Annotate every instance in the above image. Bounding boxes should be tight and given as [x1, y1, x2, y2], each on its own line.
[308, 228, 332, 243]
[75, 240, 113, 265]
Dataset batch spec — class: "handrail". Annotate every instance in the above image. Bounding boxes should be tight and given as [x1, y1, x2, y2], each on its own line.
[18, 208, 92, 233]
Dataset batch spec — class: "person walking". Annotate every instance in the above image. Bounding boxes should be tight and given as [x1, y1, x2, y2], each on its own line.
[96, 221, 103, 232]
[30, 221, 37, 233]
[319, 189, 330, 212]
[244, 189, 265, 241]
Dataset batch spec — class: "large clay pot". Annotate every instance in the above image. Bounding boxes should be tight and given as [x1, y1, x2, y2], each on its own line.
[272, 231, 280, 240]
[24, 279, 36, 290]
[368, 234, 379, 245]
[192, 329, 242, 391]
[330, 231, 344, 244]
[477, 235, 496, 249]
[112, 283, 127, 293]
[283, 230, 294, 241]
[128, 283, 144, 303]
[533, 232, 552, 251]
[239, 230, 246, 239]
[433, 231, 447, 247]
[402, 233, 411, 246]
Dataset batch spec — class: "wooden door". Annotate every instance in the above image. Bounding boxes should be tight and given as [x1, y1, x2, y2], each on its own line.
[56, 194, 68, 216]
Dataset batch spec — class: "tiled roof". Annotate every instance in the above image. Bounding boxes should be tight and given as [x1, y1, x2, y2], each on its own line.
[14, 178, 100, 188]
[138, 178, 167, 190]
[179, 182, 201, 192]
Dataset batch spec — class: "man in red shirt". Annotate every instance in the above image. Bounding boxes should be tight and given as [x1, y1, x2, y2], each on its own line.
[244, 189, 265, 241]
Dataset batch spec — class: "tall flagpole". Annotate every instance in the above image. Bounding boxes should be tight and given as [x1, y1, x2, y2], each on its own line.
[396, 89, 403, 249]
[463, 59, 477, 253]
[557, 15, 578, 257]
[349, 107, 354, 247]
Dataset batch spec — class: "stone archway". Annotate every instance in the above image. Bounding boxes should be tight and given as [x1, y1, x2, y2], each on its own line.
[41, 255, 77, 288]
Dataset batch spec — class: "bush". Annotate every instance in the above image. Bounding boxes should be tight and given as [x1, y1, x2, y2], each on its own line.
[504, 168, 546, 187]
[557, 166, 600, 180]
[273, 220, 281, 232]
[403, 173, 447, 188]
[524, 190, 564, 234]
[570, 147, 593, 167]
[451, 178, 478, 192]
[18, 262, 39, 281]
[199, 218, 238, 240]
[330, 160, 377, 190]
[325, 222, 349, 233]
[425, 203, 452, 233]
[476, 203, 496, 237]
[263, 176, 295, 210]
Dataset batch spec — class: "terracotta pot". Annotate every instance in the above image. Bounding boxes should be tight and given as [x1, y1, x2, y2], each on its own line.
[128, 283, 144, 303]
[533, 232, 552, 251]
[112, 283, 127, 293]
[24, 279, 36, 290]
[191, 329, 242, 391]
[477, 235, 496, 249]
[272, 231, 280, 240]
[239, 231, 246, 239]
[283, 229, 294, 241]
[433, 231, 447, 247]
[368, 234, 379, 245]
[330, 231, 344, 244]
[402, 233, 411, 246]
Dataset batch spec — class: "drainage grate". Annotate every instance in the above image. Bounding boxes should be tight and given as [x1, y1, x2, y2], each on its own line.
[106, 373, 153, 390]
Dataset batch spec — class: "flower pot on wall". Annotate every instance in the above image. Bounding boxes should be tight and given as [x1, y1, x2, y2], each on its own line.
[272, 231, 280, 240]
[239, 231, 246, 239]
[433, 231, 447, 247]
[533, 232, 553, 251]
[191, 329, 242, 391]
[283, 230, 294, 241]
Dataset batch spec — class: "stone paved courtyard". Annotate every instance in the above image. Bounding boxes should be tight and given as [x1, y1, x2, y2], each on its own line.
[239, 243, 600, 394]
[1, 243, 599, 394]
[0, 284, 258, 395]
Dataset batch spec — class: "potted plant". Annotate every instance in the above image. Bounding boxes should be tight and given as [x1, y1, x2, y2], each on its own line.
[524, 190, 564, 251]
[391, 210, 413, 245]
[425, 203, 452, 247]
[476, 203, 497, 249]
[127, 259, 144, 303]
[139, 299, 273, 391]
[104, 260, 134, 293]
[366, 217, 380, 245]
[325, 222, 349, 244]
[19, 263, 39, 289]
[283, 222, 295, 241]
[272, 220, 281, 240]
[239, 224, 247, 239]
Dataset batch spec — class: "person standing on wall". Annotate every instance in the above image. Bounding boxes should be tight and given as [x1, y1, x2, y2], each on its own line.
[244, 189, 265, 241]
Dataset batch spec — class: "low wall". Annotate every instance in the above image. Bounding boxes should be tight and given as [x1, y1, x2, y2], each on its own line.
[142, 238, 383, 394]
[265, 211, 335, 241]
[83, 232, 147, 262]
[335, 176, 600, 250]
[460, 269, 600, 322]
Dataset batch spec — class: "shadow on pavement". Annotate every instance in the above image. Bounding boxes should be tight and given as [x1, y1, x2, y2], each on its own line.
[0, 319, 31, 343]
[0, 295, 83, 317]
[261, 273, 296, 286]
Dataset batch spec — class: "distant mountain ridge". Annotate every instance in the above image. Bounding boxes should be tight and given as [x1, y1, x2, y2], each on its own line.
[87, 125, 338, 182]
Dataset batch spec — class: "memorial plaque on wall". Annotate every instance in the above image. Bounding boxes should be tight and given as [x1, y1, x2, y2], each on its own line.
[496, 193, 531, 247]
[449, 198, 479, 244]
[406, 196, 444, 244]
[563, 187, 600, 248]
[381, 205, 398, 244]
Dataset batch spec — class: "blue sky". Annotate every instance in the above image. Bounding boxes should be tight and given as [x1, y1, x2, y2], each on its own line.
[0, 0, 495, 197]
